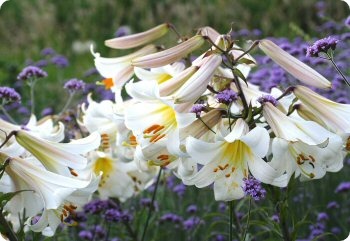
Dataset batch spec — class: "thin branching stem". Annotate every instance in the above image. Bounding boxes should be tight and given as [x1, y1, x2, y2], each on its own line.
[242, 197, 252, 241]
[326, 53, 350, 88]
[141, 168, 163, 241]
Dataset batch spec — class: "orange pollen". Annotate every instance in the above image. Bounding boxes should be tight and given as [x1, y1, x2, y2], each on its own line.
[231, 167, 236, 172]
[150, 134, 166, 143]
[213, 168, 218, 173]
[225, 173, 231, 178]
[218, 163, 229, 170]
[161, 161, 170, 167]
[144, 124, 162, 134]
[308, 155, 315, 162]
[70, 169, 78, 177]
[60, 214, 64, 222]
[157, 155, 169, 161]
[346, 137, 350, 151]
[102, 78, 114, 90]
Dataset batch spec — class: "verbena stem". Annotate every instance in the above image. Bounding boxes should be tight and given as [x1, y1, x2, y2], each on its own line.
[141, 168, 162, 241]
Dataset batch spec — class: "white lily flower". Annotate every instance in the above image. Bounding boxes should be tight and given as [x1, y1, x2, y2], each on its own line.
[14, 130, 100, 174]
[293, 85, 350, 135]
[0, 153, 91, 211]
[262, 102, 333, 146]
[88, 151, 155, 201]
[259, 39, 331, 89]
[185, 119, 277, 201]
[270, 134, 344, 187]
[91, 44, 157, 90]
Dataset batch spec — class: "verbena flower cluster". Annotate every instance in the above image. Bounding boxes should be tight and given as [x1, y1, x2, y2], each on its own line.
[17, 65, 48, 80]
[0, 87, 21, 104]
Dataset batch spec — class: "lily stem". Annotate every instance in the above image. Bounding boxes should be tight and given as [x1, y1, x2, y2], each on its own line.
[242, 197, 252, 241]
[141, 168, 162, 241]
[0, 208, 18, 241]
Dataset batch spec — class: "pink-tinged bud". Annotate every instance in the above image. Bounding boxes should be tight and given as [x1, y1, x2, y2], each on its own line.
[259, 39, 331, 89]
[172, 54, 222, 104]
[198, 26, 220, 43]
[159, 66, 199, 96]
[180, 109, 223, 140]
[132, 35, 205, 68]
[105, 23, 170, 49]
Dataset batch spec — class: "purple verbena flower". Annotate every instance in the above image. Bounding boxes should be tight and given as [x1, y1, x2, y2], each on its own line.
[35, 59, 49, 68]
[216, 89, 238, 105]
[306, 36, 339, 57]
[242, 177, 266, 201]
[190, 104, 206, 117]
[92, 225, 105, 239]
[78, 230, 93, 240]
[83, 199, 110, 214]
[64, 78, 85, 92]
[51, 55, 69, 68]
[41, 107, 54, 117]
[104, 209, 121, 222]
[327, 201, 339, 209]
[186, 204, 198, 214]
[271, 214, 280, 223]
[0, 87, 21, 104]
[182, 216, 203, 230]
[17, 66, 48, 81]
[173, 183, 186, 197]
[317, 212, 329, 222]
[335, 181, 350, 193]
[114, 26, 131, 37]
[159, 213, 183, 224]
[41, 47, 56, 56]
[257, 95, 278, 106]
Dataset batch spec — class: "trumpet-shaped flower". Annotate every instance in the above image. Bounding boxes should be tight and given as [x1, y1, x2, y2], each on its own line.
[0, 153, 91, 213]
[105, 23, 170, 49]
[14, 130, 100, 174]
[185, 119, 277, 201]
[270, 134, 344, 187]
[91, 44, 157, 90]
[259, 39, 331, 89]
[262, 102, 333, 146]
[293, 85, 350, 135]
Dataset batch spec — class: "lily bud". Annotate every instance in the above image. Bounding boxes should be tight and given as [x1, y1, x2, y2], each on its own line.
[159, 65, 199, 96]
[180, 109, 223, 140]
[293, 85, 350, 134]
[198, 26, 220, 43]
[105, 23, 170, 49]
[172, 54, 222, 104]
[132, 35, 205, 68]
[259, 39, 331, 89]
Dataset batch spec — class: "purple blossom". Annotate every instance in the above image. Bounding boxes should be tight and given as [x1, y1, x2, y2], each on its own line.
[242, 177, 266, 201]
[306, 36, 339, 57]
[92, 225, 105, 239]
[257, 95, 278, 106]
[41, 47, 56, 56]
[64, 78, 85, 92]
[78, 230, 93, 240]
[186, 204, 198, 214]
[120, 210, 133, 223]
[335, 181, 350, 193]
[17, 66, 48, 80]
[104, 209, 121, 222]
[182, 216, 203, 230]
[327, 201, 339, 209]
[0, 87, 21, 104]
[173, 183, 186, 197]
[317, 212, 329, 222]
[114, 26, 131, 37]
[345, 16, 350, 27]
[35, 59, 49, 68]
[214, 234, 226, 241]
[190, 104, 206, 117]
[51, 55, 69, 68]
[84, 199, 110, 214]
[41, 107, 54, 117]
[216, 89, 238, 105]
[140, 198, 158, 211]
[271, 214, 280, 223]
[159, 213, 183, 224]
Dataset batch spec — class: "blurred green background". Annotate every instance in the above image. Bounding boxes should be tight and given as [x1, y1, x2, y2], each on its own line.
[0, 0, 348, 112]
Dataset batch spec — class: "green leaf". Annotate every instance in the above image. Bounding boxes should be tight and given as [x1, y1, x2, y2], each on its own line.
[237, 58, 256, 65]
[233, 68, 247, 85]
